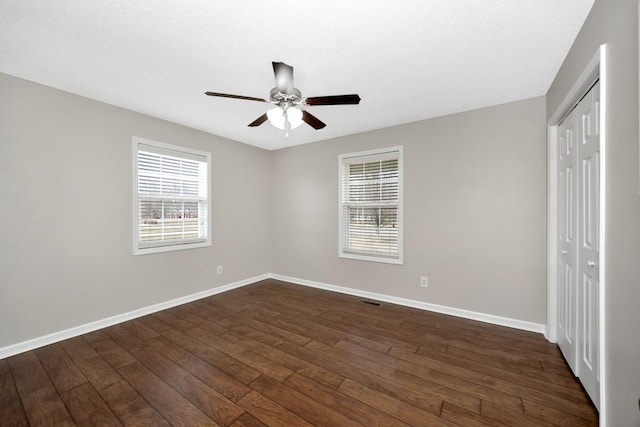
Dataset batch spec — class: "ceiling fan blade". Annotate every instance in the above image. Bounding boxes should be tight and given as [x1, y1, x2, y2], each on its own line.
[302, 110, 326, 130]
[305, 94, 361, 106]
[248, 113, 269, 127]
[205, 92, 267, 103]
[272, 62, 294, 95]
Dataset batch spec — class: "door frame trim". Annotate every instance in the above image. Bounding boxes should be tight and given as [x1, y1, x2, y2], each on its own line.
[546, 44, 607, 421]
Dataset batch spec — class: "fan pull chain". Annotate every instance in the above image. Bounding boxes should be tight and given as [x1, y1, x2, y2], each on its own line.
[284, 110, 291, 139]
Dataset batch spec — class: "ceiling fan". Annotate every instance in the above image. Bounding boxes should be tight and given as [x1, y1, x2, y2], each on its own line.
[205, 62, 361, 138]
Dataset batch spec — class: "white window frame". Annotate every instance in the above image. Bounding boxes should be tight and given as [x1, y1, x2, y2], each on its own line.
[132, 137, 211, 255]
[338, 146, 403, 265]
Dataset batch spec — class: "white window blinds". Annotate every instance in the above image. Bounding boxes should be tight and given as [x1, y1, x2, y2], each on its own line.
[339, 147, 403, 264]
[133, 138, 210, 254]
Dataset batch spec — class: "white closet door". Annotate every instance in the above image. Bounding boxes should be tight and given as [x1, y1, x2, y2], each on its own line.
[557, 106, 579, 374]
[577, 81, 600, 409]
[556, 81, 600, 409]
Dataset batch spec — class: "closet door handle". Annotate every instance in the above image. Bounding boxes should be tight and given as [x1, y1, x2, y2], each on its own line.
[587, 260, 595, 267]
[561, 250, 568, 255]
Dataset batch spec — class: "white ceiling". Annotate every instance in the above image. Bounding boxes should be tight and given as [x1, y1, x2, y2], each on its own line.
[0, 1, 594, 150]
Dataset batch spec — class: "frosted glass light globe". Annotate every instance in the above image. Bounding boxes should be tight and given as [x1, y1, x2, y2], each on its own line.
[267, 106, 285, 129]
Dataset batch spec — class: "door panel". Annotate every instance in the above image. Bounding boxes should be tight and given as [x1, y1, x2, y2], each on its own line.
[577, 81, 600, 408]
[557, 80, 600, 409]
[557, 107, 578, 373]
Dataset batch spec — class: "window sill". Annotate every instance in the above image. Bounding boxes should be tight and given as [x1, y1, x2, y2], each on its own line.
[134, 240, 211, 256]
[339, 252, 403, 265]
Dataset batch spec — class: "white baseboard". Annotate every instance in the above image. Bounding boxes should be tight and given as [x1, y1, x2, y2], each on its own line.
[0, 274, 269, 359]
[270, 273, 546, 334]
[1, 272, 546, 359]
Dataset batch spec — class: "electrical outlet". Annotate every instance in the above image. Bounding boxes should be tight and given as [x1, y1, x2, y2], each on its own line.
[420, 276, 428, 288]
[216, 265, 223, 275]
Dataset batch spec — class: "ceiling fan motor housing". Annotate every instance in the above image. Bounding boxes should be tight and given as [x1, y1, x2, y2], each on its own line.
[270, 87, 302, 106]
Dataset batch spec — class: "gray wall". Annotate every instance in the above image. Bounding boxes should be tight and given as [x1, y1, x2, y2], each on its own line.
[1, 73, 548, 352]
[546, 0, 640, 425]
[0, 73, 272, 348]
[271, 97, 547, 324]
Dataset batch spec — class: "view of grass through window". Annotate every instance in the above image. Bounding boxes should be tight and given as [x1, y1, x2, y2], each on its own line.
[134, 139, 210, 254]
[339, 147, 402, 263]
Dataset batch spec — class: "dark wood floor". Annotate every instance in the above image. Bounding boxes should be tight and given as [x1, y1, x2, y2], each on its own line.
[1, 279, 598, 426]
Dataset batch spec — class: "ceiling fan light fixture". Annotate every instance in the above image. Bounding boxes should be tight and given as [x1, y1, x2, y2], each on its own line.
[267, 106, 285, 129]
[287, 107, 303, 129]
[267, 105, 303, 131]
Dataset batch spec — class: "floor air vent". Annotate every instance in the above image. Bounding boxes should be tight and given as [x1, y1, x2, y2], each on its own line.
[360, 300, 381, 307]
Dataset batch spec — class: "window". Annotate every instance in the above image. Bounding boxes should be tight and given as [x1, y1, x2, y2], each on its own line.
[133, 137, 211, 255]
[339, 146, 403, 264]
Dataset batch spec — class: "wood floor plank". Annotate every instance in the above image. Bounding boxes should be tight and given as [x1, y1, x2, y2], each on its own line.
[240, 293, 325, 318]
[239, 305, 283, 319]
[168, 306, 230, 336]
[285, 372, 411, 427]
[230, 412, 269, 427]
[237, 390, 314, 427]
[305, 338, 509, 413]
[441, 401, 510, 427]
[480, 400, 551, 427]
[319, 297, 416, 324]
[378, 319, 453, 348]
[443, 344, 584, 391]
[132, 346, 244, 426]
[186, 327, 294, 382]
[523, 399, 599, 426]
[99, 379, 171, 427]
[120, 319, 161, 342]
[85, 336, 137, 370]
[136, 313, 173, 333]
[199, 305, 312, 347]
[396, 346, 597, 420]
[241, 311, 339, 346]
[434, 321, 560, 355]
[331, 339, 525, 411]
[318, 313, 422, 353]
[0, 397, 29, 426]
[0, 359, 29, 426]
[413, 344, 586, 401]
[316, 311, 423, 352]
[319, 309, 381, 326]
[3, 279, 597, 426]
[8, 352, 75, 426]
[147, 335, 251, 402]
[215, 300, 279, 317]
[60, 337, 122, 390]
[222, 329, 344, 389]
[277, 310, 397, 354]
[60, 382, 122, 426]
[232, 324, 285, 347]
[338, 378, 458, 426]
[102, 324, 149, 353]
[278, 340, 470, 414]
[152, 310, 196, 332]
[540, 360, 579, 379]
[82, 330, 112, 346]
[162, 328, 262, 385]
[250, 374, 362, 427]
[35, 343, 87, 393]
[402, 322, 556, 369]
[195, 309, 243, 330]
[117, 361, 218, 427]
